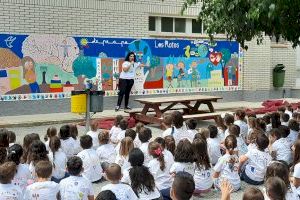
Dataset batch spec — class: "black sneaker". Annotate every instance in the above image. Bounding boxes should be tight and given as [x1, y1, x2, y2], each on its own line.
[115, 106, 120, 111]
[125, 106, 132, 110]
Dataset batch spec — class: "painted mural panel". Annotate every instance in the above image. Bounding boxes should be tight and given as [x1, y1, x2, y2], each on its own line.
[0, 34, 242, 101]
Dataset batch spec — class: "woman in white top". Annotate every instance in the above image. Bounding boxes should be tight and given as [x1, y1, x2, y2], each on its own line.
[115, 52, 145, 111]
[148, 142, 172, 199]
[125, 148, 161, 200]
[48, 136, 67, 182]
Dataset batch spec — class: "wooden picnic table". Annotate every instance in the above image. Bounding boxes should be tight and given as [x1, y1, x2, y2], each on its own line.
[133, 94, 223, 124]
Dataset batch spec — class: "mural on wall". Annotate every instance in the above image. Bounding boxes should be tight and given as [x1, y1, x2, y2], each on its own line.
[0, 34, 242, 101]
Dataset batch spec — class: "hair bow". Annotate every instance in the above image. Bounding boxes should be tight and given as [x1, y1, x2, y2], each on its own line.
[154, 148, 162, 156]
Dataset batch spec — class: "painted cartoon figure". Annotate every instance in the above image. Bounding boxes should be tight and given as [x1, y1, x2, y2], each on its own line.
[188, 61, 200, 87]
[177, 61, 185, 87]
[22, 56, 40, 93]
[166, 63, 174, 88]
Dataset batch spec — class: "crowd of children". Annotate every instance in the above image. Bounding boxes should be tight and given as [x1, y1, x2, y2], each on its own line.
[1, 105, 300, 199]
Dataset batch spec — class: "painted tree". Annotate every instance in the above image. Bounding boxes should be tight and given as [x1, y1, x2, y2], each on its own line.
[182, 0, 300, 49]
[22, 35, 79, 72]
[72, 56, 96, 87]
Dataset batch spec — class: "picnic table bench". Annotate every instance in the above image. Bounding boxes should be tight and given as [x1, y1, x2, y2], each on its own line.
[130, 94, 223, 124]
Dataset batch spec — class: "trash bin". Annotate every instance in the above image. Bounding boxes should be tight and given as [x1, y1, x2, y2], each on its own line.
[273, 64, 285, 87]
[71, 91, 87, 113]
[89, 90, 105, 112]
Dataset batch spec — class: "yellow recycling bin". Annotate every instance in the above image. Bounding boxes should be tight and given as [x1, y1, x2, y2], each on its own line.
[71, 91, 87, 113]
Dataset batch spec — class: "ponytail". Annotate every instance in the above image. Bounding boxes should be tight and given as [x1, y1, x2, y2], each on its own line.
[156, 149, 165, 171]
[148, 142, 165, 171]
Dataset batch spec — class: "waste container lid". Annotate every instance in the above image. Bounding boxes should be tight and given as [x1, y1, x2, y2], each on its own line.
[89, 90, 105, 95]
[71, 90, 87, 95]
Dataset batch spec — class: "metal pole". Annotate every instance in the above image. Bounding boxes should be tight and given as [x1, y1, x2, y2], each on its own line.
[85, 90, 90, 133]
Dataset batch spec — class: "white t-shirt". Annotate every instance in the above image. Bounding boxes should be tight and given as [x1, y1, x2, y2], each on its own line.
[285, 110, 293, 119]
[213, 154, 240, 191]
[217, 128, 225, 141]
[96, 144, 116, 164]
[48, 149, 67, 179]
[139, 142, 152, 165]
[120, 61, 140, 79]
[234, 120, 248, 142]
[207, 137, 222, 165]
[110, 126, 122, 144]
[162, 127, 173, 137]
[194, 164, 213, 190]
[60, 137, 81, 158]
[224, 128, 230, 139]
[59, 176, 94, 200]
[45, 140, 50, 151]
[293, 163, 300, 178]
[12, 163, 31, 192]
[173, 124, 194, 145]
[0, 183, 23, 200]
[163, 149, 174, 165]
[77, 149, 103, 182]
[86, 130, 100, 149]
[117, 130, 126, 143]
[236, 137, 248, 156]
[134, 136, 142, 148]
[101, 183, 138, 200]
[148, 158, 172, 190]
[24, 181, 59, 200]
[244, 149, 272, 182]
[115, 155, 130, 171]
[287, 130, 298, 146]
[272, 137, 292, 164]
[170, 162, 195, 176]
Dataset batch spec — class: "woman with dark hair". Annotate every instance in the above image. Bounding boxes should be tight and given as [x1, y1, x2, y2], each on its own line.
[115, 52, 145, 111]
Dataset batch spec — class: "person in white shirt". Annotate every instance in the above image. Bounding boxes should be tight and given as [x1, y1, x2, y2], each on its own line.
[48, 136, 67, 182]
[207, 125, 222, 165]
[239, 134, 272, 185]
[59, 156, 94, 200]
[115, 128, 136, 154]
[96, 130, 116, 171]
[185, 118, 198, 141]
[269, 127, 292, 164]
[148, 141, 173, 199]
[170, 139, 195, 176]
[234, 109, 248, 142]
[154, 137, 174, 165]
[287, 119, 299, 146]
[285, 105, 294, 119]
[161, 114, 174, 137]
[281, 113, 290, 127]
[7, 144, 31, 193]
[115, 119, 128, 144]
[265, 161, 299, 200]
[192, 138, 213, 196]
[262, 114, 273, 134]
[59, 125, 81, 158]
[264, 177, 287, 200]
[101, 163, 138, 200]
[86, 120, 101, 149]
[109, 115, 123, 145]
[0, 161, 23, 200]
[223, 113, 235, 139]
[292, 140, 300, 196]
[138, 127, 152, 165]
[213, 135, 241, 192]
[115, 137, 134, 171]
[134, 122, 144, 148]
[171, 111, 192, 145]
[229, 125, 248, 156]
[115, 52, 145, 111]
[77, 135, 103, 182]
[124, 148, 161, 200]
[24, 161, 59, 200]
[7, 130, 16, 148]
[44, 126, 57, 151]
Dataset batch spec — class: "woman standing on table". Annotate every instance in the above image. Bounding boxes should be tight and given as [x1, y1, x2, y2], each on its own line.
[115, 52, 144, 111]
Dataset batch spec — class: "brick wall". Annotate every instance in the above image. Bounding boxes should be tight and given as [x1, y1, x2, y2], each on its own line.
[0, 0, 297, 95]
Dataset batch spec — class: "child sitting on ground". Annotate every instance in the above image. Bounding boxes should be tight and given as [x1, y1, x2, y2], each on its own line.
[287, 119, 299, 145]
[101, 163, 138, 200]
[0, 161, 22, 199]
[77, 135, 103, 183]
[59, 125, 81, 158]
[223, 113, 235, 139]
[138, 127, 152, 165]
[109, 115, 123, 145]
[7, 130, 16, 147]
[115, 137, 134, 171]
[239, 134, 271, 185]
[96, 130, 116, 171]
[44, 126, 57, 151]
[59, 156, 94, 200]
[87, 120, 101, 149]
[229, 124, 248, 156]
[170, 171, 195, 200]
[213, 135, 240, 192]
[281, 113, 290, 127]
[234, 109, 248, 142]
[207, 125, 222, 165]
[161, 114, 173, 137]
[164, 135, 176, 156]
[95, 190, 117, 200]
[134, 122, 144, 148]
[186, 118, 198, 140]
[115, 119, 128, 145]
[24, 161, 59, 199]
